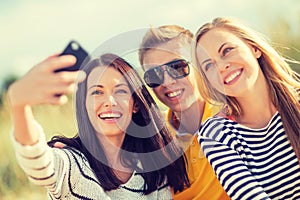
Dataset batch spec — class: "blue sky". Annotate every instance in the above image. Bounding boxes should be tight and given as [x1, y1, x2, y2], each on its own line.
[1, 0, 299, 88]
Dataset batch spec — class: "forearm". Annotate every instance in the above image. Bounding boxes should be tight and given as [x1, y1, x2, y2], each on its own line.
[10, 104, 40, 145]
[7, 77, 41, 145]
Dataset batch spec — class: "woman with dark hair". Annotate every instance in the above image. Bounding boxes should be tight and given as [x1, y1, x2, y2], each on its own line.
[8, 53, 189, 199]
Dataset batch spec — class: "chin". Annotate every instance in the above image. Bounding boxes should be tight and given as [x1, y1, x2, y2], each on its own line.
[172, 104, 188, 113]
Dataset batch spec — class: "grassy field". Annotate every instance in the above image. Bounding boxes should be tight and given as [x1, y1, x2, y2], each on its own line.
[0, 93, 77, 199]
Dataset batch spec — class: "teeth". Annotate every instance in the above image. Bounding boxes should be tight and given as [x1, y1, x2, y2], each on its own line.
[99, 113, 121, 119]
[167, 90, 182, 98]
[225, 70, 241, 84]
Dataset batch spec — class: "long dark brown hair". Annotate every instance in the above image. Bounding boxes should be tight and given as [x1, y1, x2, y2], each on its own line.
[49, 53, 189, 194]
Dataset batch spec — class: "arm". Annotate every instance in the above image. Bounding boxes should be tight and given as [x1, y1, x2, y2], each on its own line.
[11, 121, 62, 187]
[8, 55, 85, 195]
[198, 120, 271, 200]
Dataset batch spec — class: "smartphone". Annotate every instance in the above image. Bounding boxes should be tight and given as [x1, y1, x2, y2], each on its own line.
[54, 40, 90, 73]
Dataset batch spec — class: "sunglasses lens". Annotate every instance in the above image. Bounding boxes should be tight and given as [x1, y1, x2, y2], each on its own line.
[144, 68, 164, 88]
[144, 60, 190, 88]
[168, 60, 190, 78]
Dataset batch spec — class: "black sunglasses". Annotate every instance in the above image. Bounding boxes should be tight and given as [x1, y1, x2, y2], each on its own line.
[143, 59, 190, 88]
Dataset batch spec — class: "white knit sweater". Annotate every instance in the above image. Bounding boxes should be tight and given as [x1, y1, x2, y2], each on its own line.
[12, 122, 172, 200]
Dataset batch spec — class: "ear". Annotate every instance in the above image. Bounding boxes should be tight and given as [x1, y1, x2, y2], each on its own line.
[252, 46, 262, 59]
[133, 102, 139, 113]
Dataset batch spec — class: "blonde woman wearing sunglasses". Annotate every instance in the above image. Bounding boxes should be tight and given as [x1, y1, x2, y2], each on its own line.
[139, 25, 230, 200]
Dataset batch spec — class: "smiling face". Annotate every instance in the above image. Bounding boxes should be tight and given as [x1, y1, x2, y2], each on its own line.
[142, 41, 200, 112]
[85, 66, 134, 144]
[196, 28, 262, 98]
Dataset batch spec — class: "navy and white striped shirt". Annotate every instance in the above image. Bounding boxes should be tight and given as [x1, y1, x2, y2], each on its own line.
[198, 112, 300, 200]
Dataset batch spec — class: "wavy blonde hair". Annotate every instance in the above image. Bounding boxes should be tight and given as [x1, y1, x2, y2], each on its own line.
[192, 17, 300, 161]
[139, 25, 193, 66]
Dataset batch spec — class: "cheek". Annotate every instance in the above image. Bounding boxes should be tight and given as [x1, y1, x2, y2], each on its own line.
[119, 99, 134, 127]
[204, 70, 214, 84]
[186, 75, 198, 89]
[85, 98, 93, 115]
[86, 97, 99, 111]
[85, 97, 101, 121]
[174, 75, 194, 91]
[85, 102, 95, 121]
[119, 97, 134, 113]
[121, 99, 132, 108]
[205, 70, 223, 89]
[153, 87, 164, 98]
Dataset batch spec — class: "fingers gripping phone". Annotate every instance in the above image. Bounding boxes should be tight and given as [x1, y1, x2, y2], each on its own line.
[54, 41, 89, 97]
[54, 40, 90, 73]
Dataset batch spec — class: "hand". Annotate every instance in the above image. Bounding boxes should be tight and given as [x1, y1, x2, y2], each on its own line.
[8, 54, 86, 107]
[51, 141, 66, 148]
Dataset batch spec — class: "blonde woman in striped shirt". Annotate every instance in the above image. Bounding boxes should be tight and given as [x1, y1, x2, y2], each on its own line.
[193, 17, 300, 199]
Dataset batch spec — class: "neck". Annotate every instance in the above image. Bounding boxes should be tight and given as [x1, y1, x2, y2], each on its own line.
[97, 134, 129, 171]
[97, 134, 133, 182]
[99, 136, 121, 163]
[235, 77, 277, 128]
[174, 98, 206, 134]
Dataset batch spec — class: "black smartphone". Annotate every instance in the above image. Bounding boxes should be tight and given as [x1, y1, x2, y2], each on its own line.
[54, 40, 90, 73]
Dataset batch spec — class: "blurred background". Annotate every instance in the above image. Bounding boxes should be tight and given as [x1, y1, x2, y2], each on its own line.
[1, 0, 299, 199]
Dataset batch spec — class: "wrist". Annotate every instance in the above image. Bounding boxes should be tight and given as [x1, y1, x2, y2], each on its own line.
[7, 82, 28, 108]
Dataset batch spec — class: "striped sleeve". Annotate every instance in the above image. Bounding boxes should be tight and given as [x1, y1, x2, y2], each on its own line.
[198, 118, 271, 200]
[11, 122, 112, 199]
[12, 122, 58, 186]
[11, 121, 71, 199]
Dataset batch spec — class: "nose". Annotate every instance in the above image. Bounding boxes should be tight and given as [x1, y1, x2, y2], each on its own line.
[161, 66, 176, 86]
[103, 95, 117, 107]
[216, 59, 230, 71]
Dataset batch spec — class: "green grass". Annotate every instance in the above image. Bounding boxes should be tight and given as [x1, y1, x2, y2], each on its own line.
[0, 93, 77, 199]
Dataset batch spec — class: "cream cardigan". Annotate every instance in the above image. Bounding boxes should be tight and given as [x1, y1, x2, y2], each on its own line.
[12, 122, 172, 200]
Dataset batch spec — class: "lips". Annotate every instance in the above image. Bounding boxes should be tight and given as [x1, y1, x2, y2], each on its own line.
[98, 111, 122, 121]
[224, 69, 243, 84]
[165, 89, 184, 98]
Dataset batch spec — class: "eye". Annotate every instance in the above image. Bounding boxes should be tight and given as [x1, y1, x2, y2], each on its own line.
[91, 90, 103, 95]
[204, 62, 216, 71]
[115, 89, 129, 95]
[222, 47, 234, 56]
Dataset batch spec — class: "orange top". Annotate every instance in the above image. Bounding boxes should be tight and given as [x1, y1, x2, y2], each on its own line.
[168, 103, 230, 200]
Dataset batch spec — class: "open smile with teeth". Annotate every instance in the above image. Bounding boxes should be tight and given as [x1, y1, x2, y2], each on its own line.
[166, 89, 183, 98]
[224, 69, 242, 84]
[98, 112, 122, 120]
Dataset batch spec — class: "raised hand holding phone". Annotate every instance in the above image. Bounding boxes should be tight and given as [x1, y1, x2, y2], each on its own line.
[7, 42, 86, 150]
[55, 40, 90, 72]
[8, 51, 86, 107]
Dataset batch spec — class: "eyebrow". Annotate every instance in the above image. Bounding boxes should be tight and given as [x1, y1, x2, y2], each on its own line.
[115, 83, 129, 88]
[88, 85, 103, 90]
[200, 58, 211, 67]
[218, 42, 228, 54]
[88, 83, 129, 90]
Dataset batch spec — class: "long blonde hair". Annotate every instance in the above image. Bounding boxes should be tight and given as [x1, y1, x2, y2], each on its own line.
[192, 17, 300, 160]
